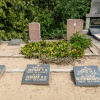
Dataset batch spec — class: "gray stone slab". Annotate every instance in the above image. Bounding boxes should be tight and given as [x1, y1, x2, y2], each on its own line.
[22, 64, 50, 85]
[73, 66, 100, 86]
[89, 47, 99, 55]
[0, 39, 2, 43]
[89, 28, 100, 35]
[0, 65, 6, 77]
[8, 39, 22, 45]
[93, 34, 100, 41]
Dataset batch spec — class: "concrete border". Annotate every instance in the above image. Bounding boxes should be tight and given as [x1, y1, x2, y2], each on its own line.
[5, 68, 73, 73]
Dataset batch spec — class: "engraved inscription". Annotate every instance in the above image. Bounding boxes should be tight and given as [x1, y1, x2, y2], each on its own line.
[74, 66, 100, 86]
[90, 18, 100, 28]
[22, 64, 50, 85]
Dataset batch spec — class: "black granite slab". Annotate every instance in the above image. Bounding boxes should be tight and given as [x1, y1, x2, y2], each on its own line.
[22, 64, 50, 85]
[8, 39, 22, 45]
[0, 65, 6, 77]
[90, 18, 100, 28]
[73, 66, 100, 86]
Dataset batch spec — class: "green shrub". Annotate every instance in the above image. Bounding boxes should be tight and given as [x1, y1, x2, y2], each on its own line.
[69, 44, 84, 58]
[70, 32, 92, 49]
[21, 40, 70, 58]
[0, 0, 90, 41]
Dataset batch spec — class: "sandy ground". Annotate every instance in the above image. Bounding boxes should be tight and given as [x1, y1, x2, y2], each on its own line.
[0, 42, 100, 100]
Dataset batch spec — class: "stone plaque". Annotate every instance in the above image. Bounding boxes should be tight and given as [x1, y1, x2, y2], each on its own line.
[0, 65, 6, 77]
[67, 19, 83, 40]
[74, 66, 100, 86]
[90, 18, 100, 28]
[8, 39, 22, 45]
[29, 22, 41, 41]
[22, 64, 50, 85]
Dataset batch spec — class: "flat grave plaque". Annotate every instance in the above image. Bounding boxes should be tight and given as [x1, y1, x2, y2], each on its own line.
[0, 65, 6, 78]
[73, 66, 100, 86]
[22, 64, 50, 85]
[8, 39, 22, 45]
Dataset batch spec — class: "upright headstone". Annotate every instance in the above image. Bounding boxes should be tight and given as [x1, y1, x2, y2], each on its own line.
[86, 0, 100, 40]
[86, 0, 100, 29]
[29, 22, 41, 41]
[73, 66, 100, 86]
[22, 64, 50, 85]
[0, 65, 6, 78]
[67, 19, 83, 40]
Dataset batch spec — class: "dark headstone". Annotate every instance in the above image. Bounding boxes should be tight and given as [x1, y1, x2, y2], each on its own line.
[67, 19, 83, 40]
[86, 0, 100, 29]
[29, 22, 41, 41]
[8, 39, 22, 45]
[22, 64, 50, 85]
[73, 66, 100, 86]
[0, 65, 6, 77]
[90, 18, 100, 28]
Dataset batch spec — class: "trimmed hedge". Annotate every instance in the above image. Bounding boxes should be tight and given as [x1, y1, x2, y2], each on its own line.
[0, 0, 90, 41]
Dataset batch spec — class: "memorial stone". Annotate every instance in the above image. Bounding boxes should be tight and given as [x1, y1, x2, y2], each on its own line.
[22, 64, 50, 85]
[8, 39, 22, 45]
[0, 65, 6, 78]
[86, 0, 100, 40]
[29, 22, 41, 41]
[67, 19, 83, 40]
[74, 66, 100, 86]
[86, 0, 100, 29]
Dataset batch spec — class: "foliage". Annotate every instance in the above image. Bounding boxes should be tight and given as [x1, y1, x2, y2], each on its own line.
[70, 44, 84, 58]
[0, 0, 90, 41]
[21, 40, 71, 58]
[70, 32, 92, 49]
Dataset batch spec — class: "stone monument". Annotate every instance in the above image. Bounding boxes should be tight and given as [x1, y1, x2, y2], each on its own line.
[86, 0, 100, 40]
[86, 0, 100, 29]
[29, 22, 41, 41]
[67, 19, 83, 40]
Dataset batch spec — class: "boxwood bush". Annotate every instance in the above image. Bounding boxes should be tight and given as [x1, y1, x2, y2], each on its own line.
[21, 33, 92, 64]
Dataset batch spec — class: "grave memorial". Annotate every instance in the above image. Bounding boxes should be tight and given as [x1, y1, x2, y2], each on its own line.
[67, 19, 83, 40]
[22, 64, 50, 85]
[29, 22, 41, 41]
[86, 0, 100, 40]
[8, 39, 22, 45]
[73, 66, 100, 86]
[0, 65, 6, 78]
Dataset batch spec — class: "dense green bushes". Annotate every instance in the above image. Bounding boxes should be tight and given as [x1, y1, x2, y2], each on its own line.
[0, 0, 90, 41]
[21, 33, 92, 64]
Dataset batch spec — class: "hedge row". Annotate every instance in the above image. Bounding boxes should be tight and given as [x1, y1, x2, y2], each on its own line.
[0, 0, 90, 41]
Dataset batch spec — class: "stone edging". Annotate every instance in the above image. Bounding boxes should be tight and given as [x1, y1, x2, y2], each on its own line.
[6, 68, 73, 73]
